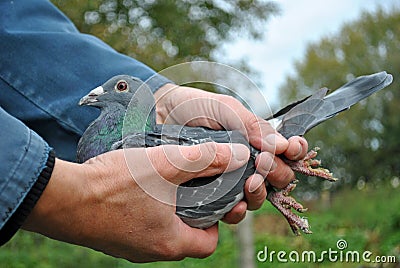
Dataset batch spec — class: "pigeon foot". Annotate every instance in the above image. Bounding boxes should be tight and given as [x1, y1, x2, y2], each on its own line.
[284, 147, 338, 181]
[267, 180, 312, 235]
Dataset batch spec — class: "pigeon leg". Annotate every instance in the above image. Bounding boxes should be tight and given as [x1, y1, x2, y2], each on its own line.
[284, 147, 338, 181]
[267, 180, 312, 235]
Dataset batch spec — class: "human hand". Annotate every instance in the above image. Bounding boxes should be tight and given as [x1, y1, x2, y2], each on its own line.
[154, 84, 308, 223]
[22, 142, 249, 262]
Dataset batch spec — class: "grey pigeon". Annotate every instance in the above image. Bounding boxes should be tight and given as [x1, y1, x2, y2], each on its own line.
[77, 71, 393, 234]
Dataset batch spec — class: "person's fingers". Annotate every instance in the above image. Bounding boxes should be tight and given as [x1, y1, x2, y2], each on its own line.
[156, 86, 291, 155]
[244, 116, 289, 154]
[283, 136, 308, 160]
[255, 151, 277, 177]
[176, 220, 219, 259]
[244, 174, 267, 210]
[222, 173, 267, 224]
[221, 201, 247, 224]
[146, 142, 250, 185]
[266, 156, 296, 189]
[215, 95, 289, 154]
[255, 137, 307, 189]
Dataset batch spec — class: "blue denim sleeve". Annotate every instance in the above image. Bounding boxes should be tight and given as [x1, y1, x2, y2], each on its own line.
[0, 0, 172, 161]
[0, 106, 51, 231]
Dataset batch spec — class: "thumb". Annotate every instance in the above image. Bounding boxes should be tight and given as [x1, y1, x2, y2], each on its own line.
[150, 142, 250, 184]
[176, 220, 219, 259]
[122, 143, 249, 207]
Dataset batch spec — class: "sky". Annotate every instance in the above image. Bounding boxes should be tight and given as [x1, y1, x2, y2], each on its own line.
[220, 0, 398, 113]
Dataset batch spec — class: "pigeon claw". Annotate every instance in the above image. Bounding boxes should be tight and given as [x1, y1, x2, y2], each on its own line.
[284, 147, 338, 182]
[267, 180, 312, 235]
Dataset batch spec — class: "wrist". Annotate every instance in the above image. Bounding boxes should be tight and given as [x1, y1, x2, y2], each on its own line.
[21, 158, 90, 244]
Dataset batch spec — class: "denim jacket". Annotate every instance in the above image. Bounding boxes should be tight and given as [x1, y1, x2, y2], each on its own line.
[0, 0, 170, 242]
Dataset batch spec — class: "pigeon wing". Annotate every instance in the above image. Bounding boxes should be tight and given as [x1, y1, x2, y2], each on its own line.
[275, 71, 393, 138]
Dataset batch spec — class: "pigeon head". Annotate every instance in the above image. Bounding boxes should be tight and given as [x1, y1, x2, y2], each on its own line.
[77, 75, 157, 163]
[79, 75, 144, 108]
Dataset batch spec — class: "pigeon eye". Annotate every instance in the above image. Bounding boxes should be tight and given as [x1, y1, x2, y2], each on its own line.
[116, 80, 128, 92]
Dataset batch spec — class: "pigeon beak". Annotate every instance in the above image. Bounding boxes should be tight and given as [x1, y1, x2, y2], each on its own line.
[79, 86, 105, 106]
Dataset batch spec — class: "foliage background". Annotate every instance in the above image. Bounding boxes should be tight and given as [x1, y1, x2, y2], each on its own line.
[2, 1, 399, 267]
[52, 0, 278, 72]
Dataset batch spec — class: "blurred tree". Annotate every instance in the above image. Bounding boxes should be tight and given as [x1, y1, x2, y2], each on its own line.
[279, 7, 400, 196]
[51, 0, 278, 72]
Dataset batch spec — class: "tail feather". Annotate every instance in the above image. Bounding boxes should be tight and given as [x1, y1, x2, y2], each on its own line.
[275, 72, 393, 138]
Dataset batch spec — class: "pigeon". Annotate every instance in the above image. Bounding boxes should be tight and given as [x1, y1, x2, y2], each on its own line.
[77, 71, 393, 234]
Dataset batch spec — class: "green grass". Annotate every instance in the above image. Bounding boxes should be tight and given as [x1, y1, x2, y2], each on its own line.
[1, 184, 399, 268]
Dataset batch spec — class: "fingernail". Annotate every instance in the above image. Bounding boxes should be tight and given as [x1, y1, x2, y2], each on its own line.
[270, 160, 277, 172]
[232, 144, 250, 163]
[265, 133, 286, 147]
[260, 154, 277, 174]
[263, 160, 277, 174]
[294, 143, 302, 159]
[249, 176, 264, 193]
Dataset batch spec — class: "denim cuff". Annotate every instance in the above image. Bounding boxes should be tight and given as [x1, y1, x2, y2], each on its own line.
[145, 73, 174, 93]
[0, 108, 52, 236]
[0, 150, 55, 246]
